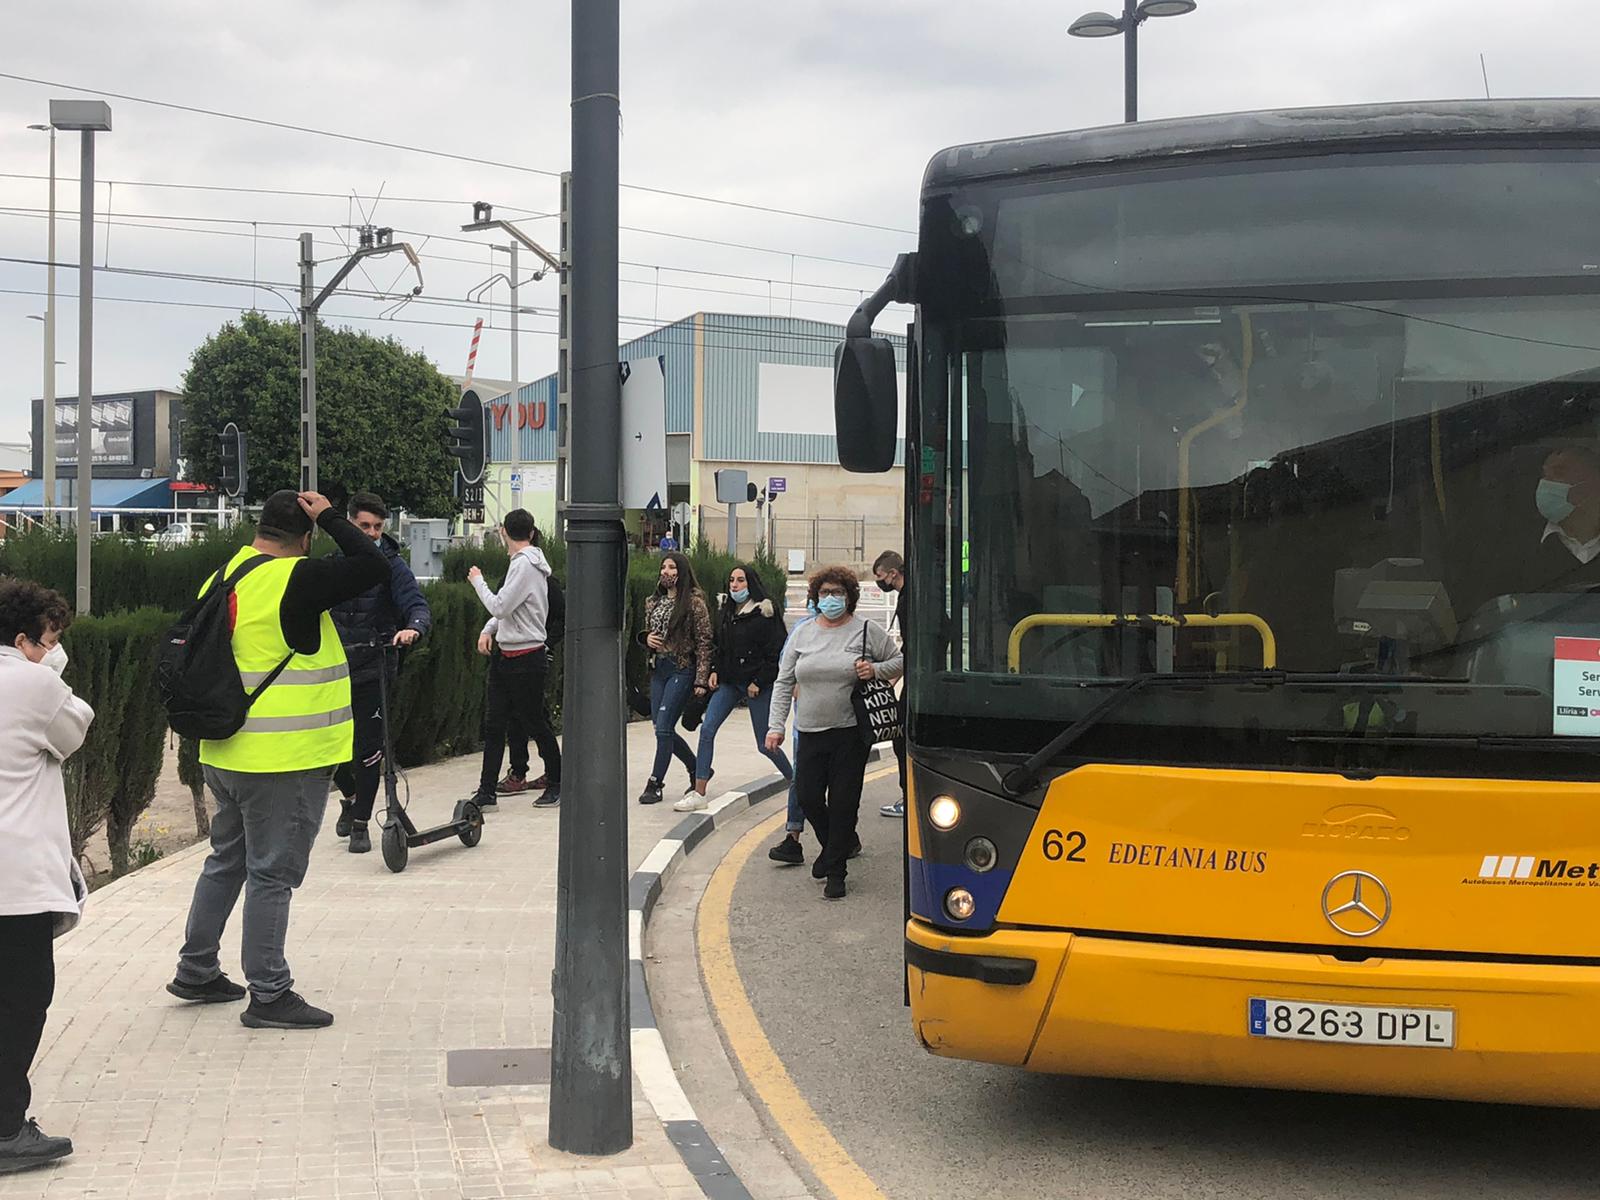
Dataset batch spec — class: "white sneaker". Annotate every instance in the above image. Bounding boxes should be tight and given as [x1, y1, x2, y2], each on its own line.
[673, 792, 708, 812]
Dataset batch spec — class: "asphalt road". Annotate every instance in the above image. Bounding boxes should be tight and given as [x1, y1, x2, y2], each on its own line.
[727, 773, 1600, 1200]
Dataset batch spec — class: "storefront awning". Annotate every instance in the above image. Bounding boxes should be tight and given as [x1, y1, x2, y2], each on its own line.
[0, 477, 174, 510]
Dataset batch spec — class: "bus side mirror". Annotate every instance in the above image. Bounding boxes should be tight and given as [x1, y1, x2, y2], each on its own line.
[834, 336, 898, 474]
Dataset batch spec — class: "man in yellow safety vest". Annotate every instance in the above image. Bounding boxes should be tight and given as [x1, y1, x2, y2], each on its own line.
[167, 490, 387, 1030]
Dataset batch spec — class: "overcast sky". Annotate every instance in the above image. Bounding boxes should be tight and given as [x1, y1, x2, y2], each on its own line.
[1, 0, 1597, 448]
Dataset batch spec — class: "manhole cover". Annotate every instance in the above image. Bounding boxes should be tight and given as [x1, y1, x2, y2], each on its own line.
[445, 1048, 552, 1087]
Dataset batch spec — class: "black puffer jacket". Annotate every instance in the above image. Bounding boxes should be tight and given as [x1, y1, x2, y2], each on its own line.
[331, 534, 432, 686]
[712, 597, 786, 692]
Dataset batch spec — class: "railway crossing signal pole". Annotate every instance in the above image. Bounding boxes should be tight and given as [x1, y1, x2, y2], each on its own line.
[549, 0, 631, 1156]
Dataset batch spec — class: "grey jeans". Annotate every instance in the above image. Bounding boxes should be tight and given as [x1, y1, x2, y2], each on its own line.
[176, 765, 331, 1003]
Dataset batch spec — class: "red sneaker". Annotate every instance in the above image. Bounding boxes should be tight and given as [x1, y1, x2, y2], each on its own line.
[496, 773, 529, 795]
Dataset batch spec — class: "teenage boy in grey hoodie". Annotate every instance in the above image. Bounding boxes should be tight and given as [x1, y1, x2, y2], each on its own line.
[467, 509, 562, 807]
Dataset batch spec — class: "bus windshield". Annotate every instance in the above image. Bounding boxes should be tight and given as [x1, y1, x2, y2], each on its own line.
[912, 149, 1600, 778]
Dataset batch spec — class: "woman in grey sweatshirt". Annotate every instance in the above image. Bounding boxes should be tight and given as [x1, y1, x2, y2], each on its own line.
[766, 566, 902, 899]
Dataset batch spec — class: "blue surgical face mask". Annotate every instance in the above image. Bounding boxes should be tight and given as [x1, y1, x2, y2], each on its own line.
[729, 588, 749, 605]
[817, 595, 848, 619]
[805, 600, 819, 616]
[1538, 478, 1576, 524]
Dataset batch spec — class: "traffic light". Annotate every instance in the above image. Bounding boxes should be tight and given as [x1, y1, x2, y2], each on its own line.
[447, 388, 488, 485]
[218, 422, 247, 498]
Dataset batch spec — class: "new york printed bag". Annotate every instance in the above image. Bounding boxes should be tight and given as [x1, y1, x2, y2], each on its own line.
[851, 623, 904, 747]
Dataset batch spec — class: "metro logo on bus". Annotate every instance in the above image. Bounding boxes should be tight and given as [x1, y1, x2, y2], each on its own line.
[1470, 854, 1600, 886]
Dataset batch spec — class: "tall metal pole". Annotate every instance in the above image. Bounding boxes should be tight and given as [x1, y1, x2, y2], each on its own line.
[43, 129, 57, 525]
[74, 131, 94, 613]
[510, 241, 522, 505]
[1123, 0, 1139, 123]
[551, 0, 630, 1155]
[298, 233, 317, 492]
[556, 172, 572, 525]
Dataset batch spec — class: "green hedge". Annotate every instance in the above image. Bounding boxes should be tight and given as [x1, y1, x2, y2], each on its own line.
[390, 582, 494, 765]
[61, 608, 172, 876]
[0, 524, 254, 613]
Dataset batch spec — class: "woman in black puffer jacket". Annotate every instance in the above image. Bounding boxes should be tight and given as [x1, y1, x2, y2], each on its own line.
[680, 564, 790, 811]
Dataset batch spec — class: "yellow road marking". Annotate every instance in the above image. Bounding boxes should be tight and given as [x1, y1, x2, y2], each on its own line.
[698, 767, 896, 1200]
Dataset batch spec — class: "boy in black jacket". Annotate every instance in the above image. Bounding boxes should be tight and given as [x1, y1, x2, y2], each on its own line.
[328, 493, 432, 853]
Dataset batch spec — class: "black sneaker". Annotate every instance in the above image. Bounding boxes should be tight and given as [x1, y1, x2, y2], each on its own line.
[533, 784, 561, 808]
[848, 836, 863, 860]
[473, 793, 498, 810]
[0, 1119, 72, 1173]
[348, 824, 372, 854]
[165, 973, 247, 1004]
[812, 858, 828, 880]
[240, 990, 334, 1030]
[638, 778, 665, 805]
[823, 877, 847, 900]
[768, 835, 804, 866]
[335, 798, 353, 838]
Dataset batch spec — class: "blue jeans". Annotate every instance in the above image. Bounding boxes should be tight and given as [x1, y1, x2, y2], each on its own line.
[695, 683, 794, 785]
[650, 658, 697, 784]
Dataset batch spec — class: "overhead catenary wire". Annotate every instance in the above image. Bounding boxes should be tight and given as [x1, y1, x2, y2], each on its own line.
[0, 277, 896, 351]
[0, 171, 553, 216]
[0, 71, 917, 236]
[0, 191, 900, 270]
[0, 208, 901, 312]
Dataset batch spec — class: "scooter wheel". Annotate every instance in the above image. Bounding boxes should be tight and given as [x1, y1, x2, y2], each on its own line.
[456, 800, 484, 848]
[382, 822, 409, 873]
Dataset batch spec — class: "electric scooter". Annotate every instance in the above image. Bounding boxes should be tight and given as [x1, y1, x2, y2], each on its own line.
[368, 640, 484, 873]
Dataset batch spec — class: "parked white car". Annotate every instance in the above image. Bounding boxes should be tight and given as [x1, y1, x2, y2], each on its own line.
[153, 523, 200, 547]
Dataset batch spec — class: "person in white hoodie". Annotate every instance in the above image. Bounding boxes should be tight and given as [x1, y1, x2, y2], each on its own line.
[467, 508, 561, 808]
[0, 579, 94, 1174]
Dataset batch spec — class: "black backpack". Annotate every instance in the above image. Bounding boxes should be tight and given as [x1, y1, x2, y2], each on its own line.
[546, 575, 567, 644]
[158, 554, 293, 740]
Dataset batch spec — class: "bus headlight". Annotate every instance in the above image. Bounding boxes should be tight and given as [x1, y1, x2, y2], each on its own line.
[964, 837, 998, 873]
[929, 795, 962, 830]
[945, 887, 976, 921]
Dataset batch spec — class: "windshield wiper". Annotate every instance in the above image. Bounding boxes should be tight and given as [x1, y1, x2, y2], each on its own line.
[1000, 670, 1287, 796]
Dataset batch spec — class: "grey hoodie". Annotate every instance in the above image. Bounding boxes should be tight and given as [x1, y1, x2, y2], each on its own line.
[474, 545, 552, 651]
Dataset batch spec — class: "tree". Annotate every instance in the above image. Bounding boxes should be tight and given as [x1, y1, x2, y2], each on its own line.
[182, 311, 460, 515]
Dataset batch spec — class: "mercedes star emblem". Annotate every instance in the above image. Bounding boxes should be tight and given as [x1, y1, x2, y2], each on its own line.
[1320, 870, 1392, 938]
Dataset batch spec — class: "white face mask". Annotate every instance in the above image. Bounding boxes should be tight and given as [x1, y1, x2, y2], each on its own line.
[41, 642, 68, 675]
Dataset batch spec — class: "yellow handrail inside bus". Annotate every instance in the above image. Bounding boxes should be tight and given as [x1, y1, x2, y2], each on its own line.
[1007, 611, 1278, 673]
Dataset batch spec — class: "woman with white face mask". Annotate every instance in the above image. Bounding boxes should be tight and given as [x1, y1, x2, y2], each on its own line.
[765, 566, 903, 900]
[0, 580, 94, 1174]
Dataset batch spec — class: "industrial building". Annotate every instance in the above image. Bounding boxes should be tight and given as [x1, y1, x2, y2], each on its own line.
[481, 313, 907, 572]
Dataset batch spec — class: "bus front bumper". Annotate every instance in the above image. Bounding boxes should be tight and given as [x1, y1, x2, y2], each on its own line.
[905, 919, 1600, 1107]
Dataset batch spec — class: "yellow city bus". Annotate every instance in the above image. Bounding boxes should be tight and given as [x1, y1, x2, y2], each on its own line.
[833, 100, 1600, 1106]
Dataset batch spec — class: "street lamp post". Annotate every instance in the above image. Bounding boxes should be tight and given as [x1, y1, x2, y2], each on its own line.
[1068, 0, 1197, 123]
[460, 205, 562, 517]
[49, 99, 111, 616]
[27, 123, 57, 525]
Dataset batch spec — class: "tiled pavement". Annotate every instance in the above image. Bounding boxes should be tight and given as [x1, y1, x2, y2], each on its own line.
[4, 721, 783, 1200]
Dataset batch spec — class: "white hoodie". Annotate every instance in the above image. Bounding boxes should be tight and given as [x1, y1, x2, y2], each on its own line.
[0, 645, 95, 935]
[475, 545, 553, 652]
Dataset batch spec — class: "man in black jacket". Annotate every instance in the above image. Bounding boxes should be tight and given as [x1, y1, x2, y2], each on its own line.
[329, 493, 432, 853]
[873, 550, 909, 818]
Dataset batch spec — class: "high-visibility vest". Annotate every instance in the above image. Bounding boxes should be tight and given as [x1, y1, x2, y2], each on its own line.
[199, 546, 354, 774]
